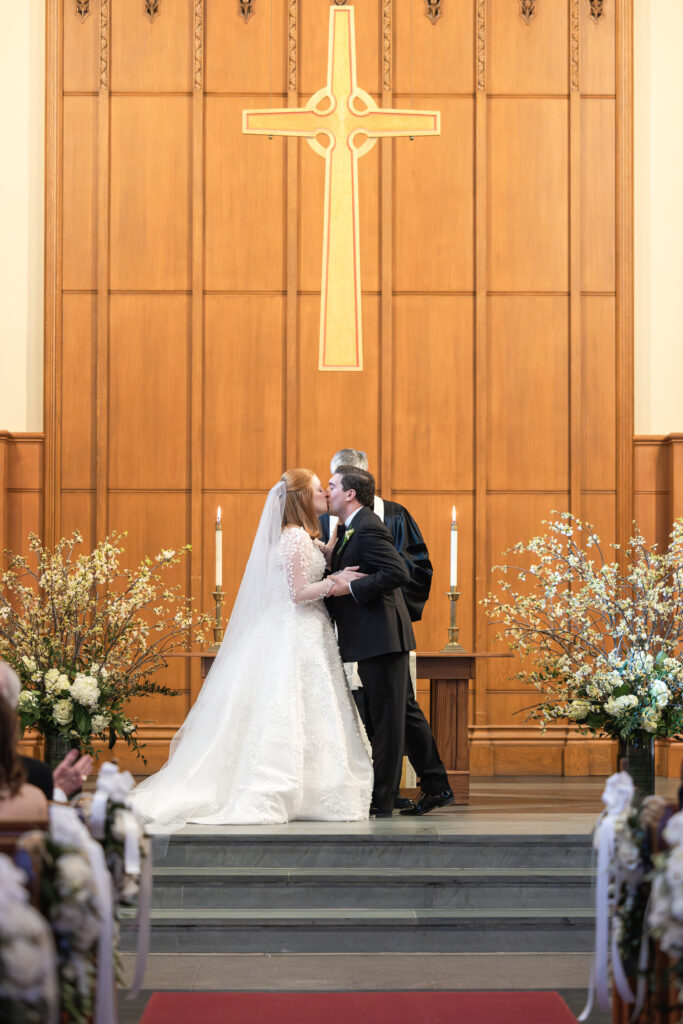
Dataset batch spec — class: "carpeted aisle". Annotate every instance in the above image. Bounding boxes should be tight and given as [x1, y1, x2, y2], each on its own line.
[139, 990, 578, 1023]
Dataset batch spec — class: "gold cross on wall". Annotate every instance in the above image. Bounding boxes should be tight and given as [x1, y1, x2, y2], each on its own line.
[243, 5, 440, 371]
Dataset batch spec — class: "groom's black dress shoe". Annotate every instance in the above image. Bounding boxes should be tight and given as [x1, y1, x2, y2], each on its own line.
[394, 796, 415, 811]
[399, 788, 455, 816]
[370, 805, 393, 818]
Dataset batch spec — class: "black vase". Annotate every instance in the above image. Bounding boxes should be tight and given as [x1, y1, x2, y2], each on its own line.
[618, 733, 655, 796]
[43, 734, 79, 770]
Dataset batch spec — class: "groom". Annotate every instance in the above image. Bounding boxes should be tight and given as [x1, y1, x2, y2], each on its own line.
[326, 466, 417, 817]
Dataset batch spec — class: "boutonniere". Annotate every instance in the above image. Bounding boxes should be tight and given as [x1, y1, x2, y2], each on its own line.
[338, 527, 355, 555]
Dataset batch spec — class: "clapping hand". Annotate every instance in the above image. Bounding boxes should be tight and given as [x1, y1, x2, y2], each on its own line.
[328, 566, 366, 597]
[53, 748, 95, 797]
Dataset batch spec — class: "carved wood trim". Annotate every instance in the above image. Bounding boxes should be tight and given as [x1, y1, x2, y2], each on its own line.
[569, 0, 582, 530]
[519, 0, 535, 25]
[99, 0, 109, 88]
[382, 0, 392, 92]
[587, 0, 605, 22]
[616, 0, 634, 553]
[44, 0, 63, 546]
[238, 0, 255, 22]
[194, 0, 203, 90]
[476, 0, 485, 91]
[288, 0, 297, 93]
[424, 0, 442, 24]
[75, 0, 91, 22]
[190, 7, 205, 701]
[144, 0, 161, 21]
[286, 1, 298, 465]
[571, 0, 580, 91]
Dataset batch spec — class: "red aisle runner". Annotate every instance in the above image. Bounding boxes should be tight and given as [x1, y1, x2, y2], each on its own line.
[140, 990, 577, 1024]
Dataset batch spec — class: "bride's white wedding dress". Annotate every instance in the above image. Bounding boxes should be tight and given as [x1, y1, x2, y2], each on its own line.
[131, 484, 373, 829]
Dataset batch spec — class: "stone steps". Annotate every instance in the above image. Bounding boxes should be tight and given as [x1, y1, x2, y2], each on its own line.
[150, 865, 595, 911]
[119, 906, 595, 954]
[152, 832, 594, 869]
[119, 830, 596, 954]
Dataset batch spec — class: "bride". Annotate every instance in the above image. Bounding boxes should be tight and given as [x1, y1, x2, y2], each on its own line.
[131, 469, 373, 828]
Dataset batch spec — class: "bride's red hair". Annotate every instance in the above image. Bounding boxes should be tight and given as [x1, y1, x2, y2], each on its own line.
[281, 469, 321, 539]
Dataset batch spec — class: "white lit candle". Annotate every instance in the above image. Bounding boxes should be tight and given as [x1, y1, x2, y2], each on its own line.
[215, 506, 223, 588]
[450, 505, 458, 588]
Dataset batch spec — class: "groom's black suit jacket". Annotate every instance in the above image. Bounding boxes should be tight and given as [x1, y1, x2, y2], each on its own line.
[325, 505, 415, 663]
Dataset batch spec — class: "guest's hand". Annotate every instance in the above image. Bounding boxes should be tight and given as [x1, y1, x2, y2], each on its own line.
[53, 749, 95, 797]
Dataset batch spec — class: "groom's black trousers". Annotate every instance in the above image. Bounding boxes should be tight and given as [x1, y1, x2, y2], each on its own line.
[354, 669, 450, 801]
[357, 652, 410, 812]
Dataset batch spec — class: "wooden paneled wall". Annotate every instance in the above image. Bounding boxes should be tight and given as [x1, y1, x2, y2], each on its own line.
[30, 0, 640, 773]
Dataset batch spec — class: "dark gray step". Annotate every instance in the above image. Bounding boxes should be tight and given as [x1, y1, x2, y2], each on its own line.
[150, 866, 595, 911]
[120, 906, 595, 954]
[153, 833, 593, 870]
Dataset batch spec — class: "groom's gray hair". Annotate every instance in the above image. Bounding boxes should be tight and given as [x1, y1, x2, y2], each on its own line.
[330, 448, 369, 473]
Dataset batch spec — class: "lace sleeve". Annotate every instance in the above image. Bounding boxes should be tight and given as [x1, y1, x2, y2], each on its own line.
[281, 529, 335, 605]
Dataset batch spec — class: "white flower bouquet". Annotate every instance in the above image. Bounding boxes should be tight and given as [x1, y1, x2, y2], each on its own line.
[0, 854, 59, 1024]
[483, 514, 683, 743]
[0, 531, 210, 760]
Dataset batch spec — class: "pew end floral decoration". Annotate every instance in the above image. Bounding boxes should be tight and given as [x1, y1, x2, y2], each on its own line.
[0, 531, 211, 761]
[482, 514, 683, 742]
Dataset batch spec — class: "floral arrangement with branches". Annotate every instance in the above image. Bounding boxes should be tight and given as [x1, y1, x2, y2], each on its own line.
[0, 531, 210, 759]
[483, 514, 683, 741]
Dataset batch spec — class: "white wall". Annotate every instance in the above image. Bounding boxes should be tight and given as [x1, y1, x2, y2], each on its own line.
[0, 2, 680, 435]
[634, 0, 683, 436]
[0, 0, 44, 432]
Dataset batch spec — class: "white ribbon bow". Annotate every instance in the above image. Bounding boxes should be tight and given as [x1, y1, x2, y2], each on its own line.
[91, 761, 141, 875]
[50, 803, 117, 1024]
[579, 771, 646, 1022]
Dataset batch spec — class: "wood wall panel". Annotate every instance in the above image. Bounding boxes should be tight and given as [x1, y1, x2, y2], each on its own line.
[299, 0, 381, 96]
[580, 492, 617, 548]
[393, 97, 474, 293]
[393, 0, 474, 95]
[63, 0, 99, 93]
[110, 97, 192, 291]
[392, 491, 476, 657]
[487, 99, 568, 291]
[298, 124, 380, 293]
[110, 0, 193, 93]
[488, 0, 568, 95]
[581, 0, 616, 95]
[202, 492, 271, 620]
[60, 491, 96, 554]
[581, 100, 616, 292]
[488, 297, 569, 491]
[108, 295, 190, 490]
[39, 0, 638, 777]
[203, 294, 285, 490]
[485, 492, 569, 690]
[392, 296, 474, 492]
[62, 96, 97, 291]
[205, 1, 287, 94]
[205, 97, 286, 292]
[582, 297, 616, 491]
[61, 293, 96, 490]
[296, 295, 380, 478]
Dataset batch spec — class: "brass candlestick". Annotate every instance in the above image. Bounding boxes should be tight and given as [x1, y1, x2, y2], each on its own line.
[210, 586, 225, 650]
[442, 586, 466, 653]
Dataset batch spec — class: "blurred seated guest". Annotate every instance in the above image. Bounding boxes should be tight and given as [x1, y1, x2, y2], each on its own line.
[0, 693, 47, 823]
[0, 662, 94, 801]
